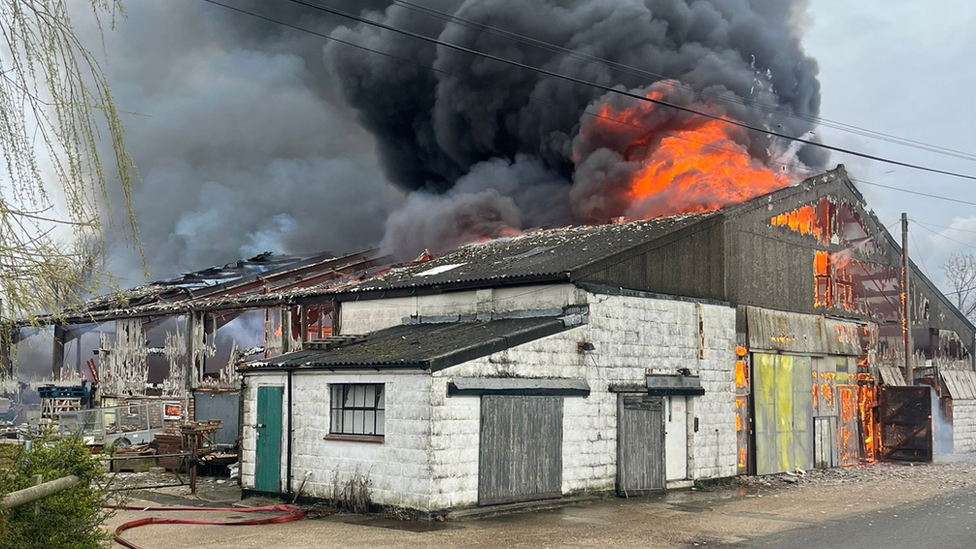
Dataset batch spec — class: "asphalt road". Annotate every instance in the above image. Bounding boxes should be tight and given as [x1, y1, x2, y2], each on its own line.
[717, 486, 976, 549]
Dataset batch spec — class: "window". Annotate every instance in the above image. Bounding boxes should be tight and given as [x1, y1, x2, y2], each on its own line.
[329, 384, 385, 437]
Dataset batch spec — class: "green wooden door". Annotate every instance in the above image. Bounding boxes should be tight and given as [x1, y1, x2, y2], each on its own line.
[254, 386, 283, 493]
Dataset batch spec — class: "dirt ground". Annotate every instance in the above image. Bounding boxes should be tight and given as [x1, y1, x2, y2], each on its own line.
[106, 455, 976, 549]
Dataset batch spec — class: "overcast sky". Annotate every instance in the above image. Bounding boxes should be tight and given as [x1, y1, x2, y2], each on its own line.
[805, 0, 976, 291]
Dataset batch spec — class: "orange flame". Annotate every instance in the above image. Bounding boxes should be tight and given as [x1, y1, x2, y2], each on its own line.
[583, 88, 790, 220]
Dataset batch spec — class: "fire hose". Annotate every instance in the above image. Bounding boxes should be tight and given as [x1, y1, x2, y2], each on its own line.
[107, 504, 307, 549]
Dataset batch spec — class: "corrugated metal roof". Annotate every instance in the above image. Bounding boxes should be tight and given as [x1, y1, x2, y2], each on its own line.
[941, 370, 976, 400]
[329, 214, 713, 295]
[242, 315, 582, 372]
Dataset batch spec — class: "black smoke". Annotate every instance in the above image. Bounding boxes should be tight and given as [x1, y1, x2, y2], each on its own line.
[83, 0, 826, 273]
[327, 0, 827, 256]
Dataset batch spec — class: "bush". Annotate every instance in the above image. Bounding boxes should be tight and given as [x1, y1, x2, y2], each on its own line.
[0, 434, 112, 549]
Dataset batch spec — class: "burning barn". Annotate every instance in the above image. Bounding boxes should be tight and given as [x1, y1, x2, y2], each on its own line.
[233, 166, 975, 512]
[4, 165, 974, 513]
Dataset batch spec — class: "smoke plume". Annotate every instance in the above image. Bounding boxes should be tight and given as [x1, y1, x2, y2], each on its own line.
[327, 0, 826, 256]
[82, 0, 826, 273]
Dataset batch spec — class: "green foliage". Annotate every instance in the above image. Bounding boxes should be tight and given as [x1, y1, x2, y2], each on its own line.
[0, 0, 141, 324]
[0, 434, 112, 549]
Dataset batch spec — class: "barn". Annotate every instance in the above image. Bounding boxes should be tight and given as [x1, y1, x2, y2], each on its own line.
[242, 166, 974, 512]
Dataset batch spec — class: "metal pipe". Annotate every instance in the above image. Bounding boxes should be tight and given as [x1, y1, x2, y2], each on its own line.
[286, 368, 293, 496]
[1, 475, 80, 509]
[97, 453, 190, 461]
[902, 213, 914, 385]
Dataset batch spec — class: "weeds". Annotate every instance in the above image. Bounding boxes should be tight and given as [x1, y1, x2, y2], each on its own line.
[329, 466, 372, 514]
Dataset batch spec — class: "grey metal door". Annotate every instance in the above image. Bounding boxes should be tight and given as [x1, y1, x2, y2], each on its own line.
[617, 394, 665, 495]
[479, 395, 563, 505]
[194, 391, 240, 447]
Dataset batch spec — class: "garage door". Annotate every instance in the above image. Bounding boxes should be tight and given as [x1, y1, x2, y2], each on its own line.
[754, 354, 813, 474]
[479, 395, 563, 505]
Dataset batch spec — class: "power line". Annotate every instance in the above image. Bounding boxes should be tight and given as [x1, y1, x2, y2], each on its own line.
[289, 0, 976, 182]
[910, 230, 933, 279]
[851, 179, 976, 208]
[908, 220, 976, 235]
[388, 0, 976, 164]
[201, 0, 976, 213]
[913, 221, 976, 252]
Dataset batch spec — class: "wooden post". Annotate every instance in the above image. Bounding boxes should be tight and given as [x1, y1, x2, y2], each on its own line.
[1, 475, 79, 509]
[189, 432, 198, 495]
[902, 213, 914, 385]
[52, 325, 66, 380]
[185, 312, 197, 422]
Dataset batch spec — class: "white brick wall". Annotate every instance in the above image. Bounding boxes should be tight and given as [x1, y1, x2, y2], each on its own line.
[428, 292, 737, 508]
[243, 286, 738, 512]
[953, 400, 976, 453]
[242, 371, 433, 509]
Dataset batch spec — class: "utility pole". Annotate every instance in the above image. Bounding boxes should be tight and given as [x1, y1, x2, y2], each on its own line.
[902, 212, 914, 385]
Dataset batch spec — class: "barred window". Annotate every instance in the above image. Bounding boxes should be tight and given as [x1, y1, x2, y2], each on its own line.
[329, 384, 385, 436]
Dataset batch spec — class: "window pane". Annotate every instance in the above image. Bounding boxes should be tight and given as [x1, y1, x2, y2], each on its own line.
[330, 410, 340, 433]
[364, 411, 376, 435]
[331, 385, 340, 408]
[344, 387, 356, 408]
[376, 410, 385, 435]
[353, 410, 364, 434]
[364, 385, 375, 408]
[376, 386, 385, 410]
[343, 410, 354, 434]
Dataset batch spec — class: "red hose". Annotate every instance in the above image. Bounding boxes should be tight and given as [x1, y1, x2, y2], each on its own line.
[109, 504, 306, 549]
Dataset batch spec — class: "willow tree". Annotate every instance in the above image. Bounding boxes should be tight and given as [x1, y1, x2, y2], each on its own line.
[0, 0, 137, 321]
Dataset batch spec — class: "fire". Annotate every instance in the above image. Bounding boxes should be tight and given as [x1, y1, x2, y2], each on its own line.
[734, 360, 748, 389]
[474, 227, 523, 244]
[580, 85, 790, 220]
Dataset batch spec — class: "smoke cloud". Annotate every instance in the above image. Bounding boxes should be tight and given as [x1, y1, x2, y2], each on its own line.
[326, 0, 827, 256]
[80, 0, 826, 273]
[76, 2, 401, 284]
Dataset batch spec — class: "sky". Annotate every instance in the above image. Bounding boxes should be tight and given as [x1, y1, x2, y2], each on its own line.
[804, 0, 976, 293]
[50, 0, 976, 297]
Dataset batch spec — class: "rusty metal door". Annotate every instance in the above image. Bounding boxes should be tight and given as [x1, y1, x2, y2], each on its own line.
[754, 354, 814, 474]
[479, 396, 563, 505]
[617, 395, 665, 495]
[879, 386, 933, 462]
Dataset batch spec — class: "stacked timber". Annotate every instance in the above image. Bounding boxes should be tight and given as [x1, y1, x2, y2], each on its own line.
[153, 434, 184, 471]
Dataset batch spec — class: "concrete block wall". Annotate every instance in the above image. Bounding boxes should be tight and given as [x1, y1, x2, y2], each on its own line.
[953, 400, 976, 453]
[429, 328, 588, 509]
[241, 371, 434, 509]
[241, 285, 738, 512]
[428, 292, 738, 508]
[585, 294, 738, 482]
[339, 284, 585, 334]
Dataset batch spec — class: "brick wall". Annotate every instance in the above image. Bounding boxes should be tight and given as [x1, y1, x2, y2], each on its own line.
[953, 400, 976, 453]
[241, 371, 434, 509]
[428, 292, 737, 508]
[243, 286, 738, 512]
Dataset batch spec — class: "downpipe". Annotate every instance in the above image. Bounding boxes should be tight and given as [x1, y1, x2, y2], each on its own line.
[286, 368, 293, 496]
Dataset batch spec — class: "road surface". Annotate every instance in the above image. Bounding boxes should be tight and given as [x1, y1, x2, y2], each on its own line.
[719, 486, 976, 549]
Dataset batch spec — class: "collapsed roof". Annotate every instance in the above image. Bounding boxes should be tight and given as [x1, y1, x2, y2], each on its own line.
[24, 166, 976, 346]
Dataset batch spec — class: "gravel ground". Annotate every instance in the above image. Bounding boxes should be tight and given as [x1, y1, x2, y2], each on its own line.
[106, 455, 976, 549]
